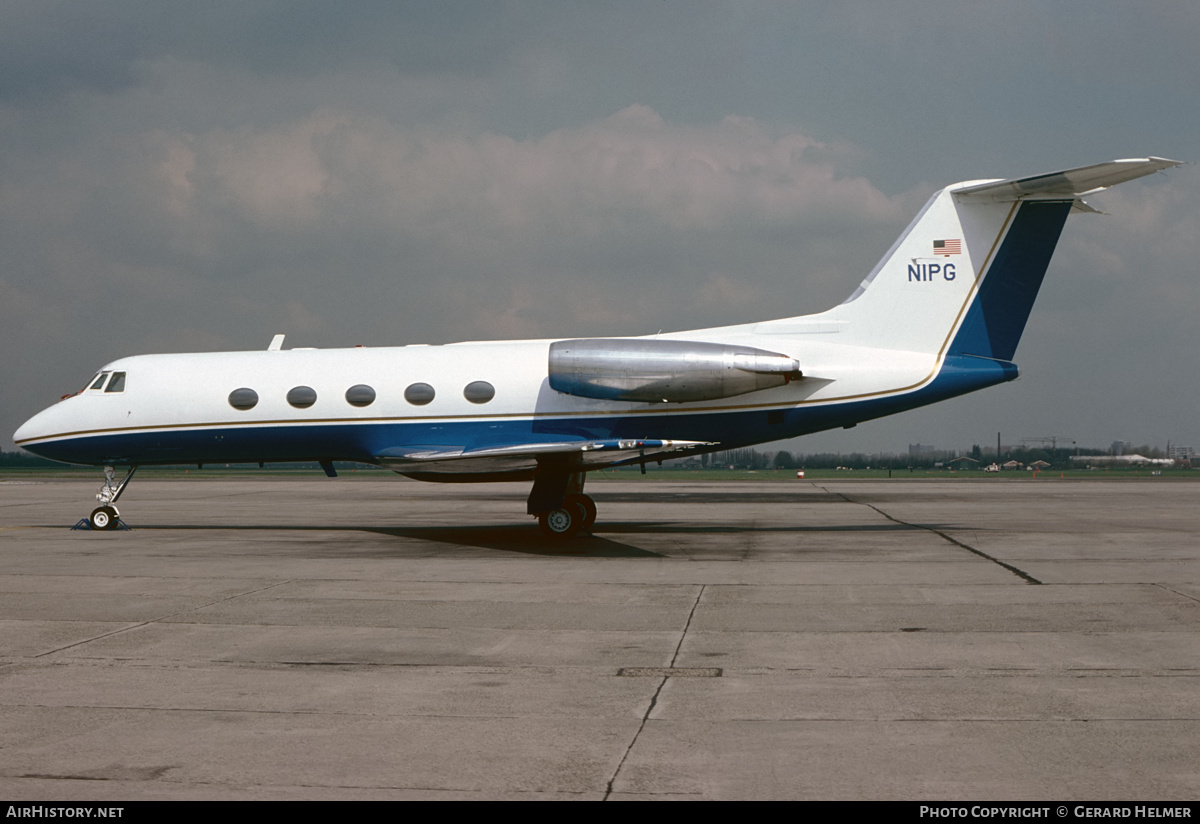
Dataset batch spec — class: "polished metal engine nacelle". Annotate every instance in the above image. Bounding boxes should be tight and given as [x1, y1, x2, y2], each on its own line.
[548, 338, 802, 403]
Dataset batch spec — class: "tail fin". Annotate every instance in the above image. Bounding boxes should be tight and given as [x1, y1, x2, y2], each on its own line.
[825, 157, 1181, 360]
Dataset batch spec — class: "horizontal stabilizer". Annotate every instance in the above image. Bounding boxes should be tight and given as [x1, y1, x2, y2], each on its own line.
[954, 157, 1182, 202]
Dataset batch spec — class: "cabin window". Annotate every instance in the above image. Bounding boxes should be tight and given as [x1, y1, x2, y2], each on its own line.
[228, 388, 259, 410]
[287, 386, 317, 409]
[404, 382, 435, 406]
[463, 380, 495, 404]
[89, 373, 109, 391]
[345, 384, 376, 407]
[104, 372, 126, 393]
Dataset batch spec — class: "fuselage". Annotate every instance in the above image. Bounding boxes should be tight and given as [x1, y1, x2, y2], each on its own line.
[12, 323, 1005, 471]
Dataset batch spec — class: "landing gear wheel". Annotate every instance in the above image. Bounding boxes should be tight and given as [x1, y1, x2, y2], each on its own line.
[86, 465, 136, 531]
[90, 506, 118, 531]
[565, 493, 597, 531]
[538, 506, 582, 539]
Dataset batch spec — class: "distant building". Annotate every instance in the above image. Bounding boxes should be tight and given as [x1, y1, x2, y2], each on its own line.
[909, 444, 938, 456]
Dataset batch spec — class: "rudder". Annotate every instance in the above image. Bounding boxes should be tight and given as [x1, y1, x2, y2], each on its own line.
[948, 200, 1072, 361]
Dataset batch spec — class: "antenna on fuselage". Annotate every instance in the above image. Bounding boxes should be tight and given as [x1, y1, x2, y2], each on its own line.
[268, 334, 285, 351]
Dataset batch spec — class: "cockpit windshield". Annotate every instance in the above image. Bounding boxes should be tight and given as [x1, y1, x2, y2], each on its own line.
[83, 371, 126, 393]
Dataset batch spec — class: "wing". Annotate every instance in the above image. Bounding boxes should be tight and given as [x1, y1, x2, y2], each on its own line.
[375, 438, 713, 477]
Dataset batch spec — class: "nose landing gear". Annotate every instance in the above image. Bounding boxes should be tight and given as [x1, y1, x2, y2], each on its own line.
[80, 465, 137, 530]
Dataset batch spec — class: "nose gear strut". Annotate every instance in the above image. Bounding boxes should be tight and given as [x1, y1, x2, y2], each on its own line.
[78, 465, 138, 530]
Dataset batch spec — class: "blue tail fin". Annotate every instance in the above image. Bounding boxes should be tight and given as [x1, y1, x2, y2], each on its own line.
[948, 200, 1072, 361]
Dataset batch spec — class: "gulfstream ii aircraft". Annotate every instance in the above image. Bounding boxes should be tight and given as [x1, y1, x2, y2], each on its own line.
[14, 157, 1181, 536]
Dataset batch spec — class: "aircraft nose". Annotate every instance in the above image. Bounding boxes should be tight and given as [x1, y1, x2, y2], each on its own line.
[13, 403, 66, 452]
[13, 397, 105, 466]
[14, 412, 42, 444]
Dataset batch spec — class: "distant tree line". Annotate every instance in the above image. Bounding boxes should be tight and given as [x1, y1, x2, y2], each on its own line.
[0, 450, 61, 467]
[697, 443, 1144, 471]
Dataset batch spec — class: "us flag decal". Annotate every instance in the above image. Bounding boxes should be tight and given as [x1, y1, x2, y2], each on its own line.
[933, 239, 961, 256]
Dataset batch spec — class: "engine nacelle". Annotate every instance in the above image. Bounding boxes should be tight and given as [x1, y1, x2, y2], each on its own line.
[548, 338, 801, 403]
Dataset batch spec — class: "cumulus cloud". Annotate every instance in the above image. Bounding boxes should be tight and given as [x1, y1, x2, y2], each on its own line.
[101, 105, 914, 344]
[149, 105, 902, 238]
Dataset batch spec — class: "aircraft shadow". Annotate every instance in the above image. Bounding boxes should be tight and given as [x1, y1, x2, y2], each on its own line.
[105, 519, 953, 558]
[119, 522, 665, 557]
[361, 525, 665, 557]
[592, 491, 838, 505]
[598, 521, 933, 535]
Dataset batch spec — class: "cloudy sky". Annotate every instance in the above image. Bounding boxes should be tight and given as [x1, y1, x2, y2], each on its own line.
[3, 1, 1197, 455]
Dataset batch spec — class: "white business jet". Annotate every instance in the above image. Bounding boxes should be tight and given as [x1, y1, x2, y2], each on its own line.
[14, 157, 1181, 536]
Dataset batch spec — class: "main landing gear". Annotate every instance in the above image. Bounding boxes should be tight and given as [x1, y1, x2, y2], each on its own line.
[85, 465, 137, 530]
[529, 471, 597, 539]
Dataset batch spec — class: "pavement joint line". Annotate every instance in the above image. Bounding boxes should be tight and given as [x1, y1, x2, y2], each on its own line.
[617, 667, 722, 677]
[669, 584, 705, 668]
[6, 772, 595, 795]
[31, 579, 296, 658]
[0, 703, 536, 719]
[823, 486, 1043, 585]
[8, 661, 1196, 678]
[603, 583, 706, 801]
[1154, 583, 1200, 605]
[31, 622, 157, 659]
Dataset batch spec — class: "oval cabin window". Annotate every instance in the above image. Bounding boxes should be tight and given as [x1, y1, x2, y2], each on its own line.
[287, 386, 317, 409]
[345, 384, 376, 407]
[404, 382, 435, 406]
[228, 388, 259, 410]
[463, 380, 495, 404]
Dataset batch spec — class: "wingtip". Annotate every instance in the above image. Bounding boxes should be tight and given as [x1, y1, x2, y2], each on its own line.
[1138, 156, 1186, 170]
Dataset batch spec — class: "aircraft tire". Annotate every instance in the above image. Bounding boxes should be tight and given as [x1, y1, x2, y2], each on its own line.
[90, 506, 118, 530]
[538, 506, 581, 539]
[565, 493, 597, 530]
